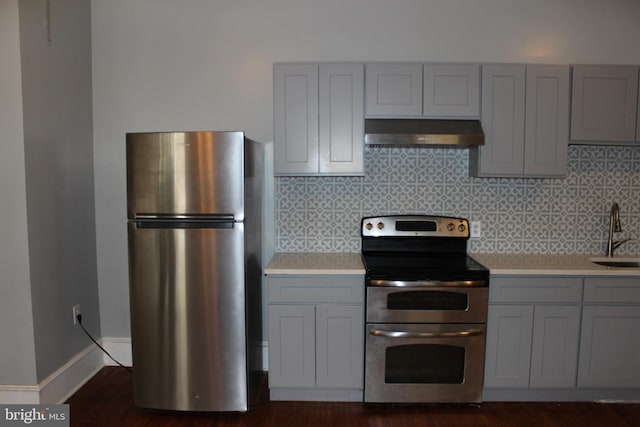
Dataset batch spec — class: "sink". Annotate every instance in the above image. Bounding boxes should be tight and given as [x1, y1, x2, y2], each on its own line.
[589, 256, 640, 268]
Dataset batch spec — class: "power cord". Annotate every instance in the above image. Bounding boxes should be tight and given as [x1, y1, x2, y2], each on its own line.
[76, 314, 132, 373]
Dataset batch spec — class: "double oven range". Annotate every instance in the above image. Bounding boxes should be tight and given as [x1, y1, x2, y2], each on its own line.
[361, 215, 490, 403]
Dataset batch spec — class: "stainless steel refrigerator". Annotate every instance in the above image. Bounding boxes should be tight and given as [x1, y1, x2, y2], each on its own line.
[126, 131, 263, 412]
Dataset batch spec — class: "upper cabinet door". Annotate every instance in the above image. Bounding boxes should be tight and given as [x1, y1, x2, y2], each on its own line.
[274, 63, 364, 176]
[571, 65, 639, 143]
[319, 63, 364, 175]
[423, 63, 481, 118]
[476, 64, 526, 176]
[365, 63, 423, 117]
[524, 65, 570, 176]
[273, 64, 319, 175]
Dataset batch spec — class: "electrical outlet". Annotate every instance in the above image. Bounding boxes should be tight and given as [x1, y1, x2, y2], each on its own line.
[470, 221, 481, 238]
[72, 304, 81, 325]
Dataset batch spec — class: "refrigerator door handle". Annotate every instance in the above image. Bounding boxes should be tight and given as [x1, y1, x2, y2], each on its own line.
[134, 219, 235, 229]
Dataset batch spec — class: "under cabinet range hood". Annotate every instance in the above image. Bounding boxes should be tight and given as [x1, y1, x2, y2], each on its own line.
[364, 119, 484, 147]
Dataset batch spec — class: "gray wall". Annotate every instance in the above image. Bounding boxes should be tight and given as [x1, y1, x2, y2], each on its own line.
[0, 0, 37, 386]
[92, 0, 640, 339]
[19, 0, 99, 382]
[0, 0, 98, 386]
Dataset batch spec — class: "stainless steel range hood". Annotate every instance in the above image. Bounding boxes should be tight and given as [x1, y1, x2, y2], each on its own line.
[364, 119, 484, 147]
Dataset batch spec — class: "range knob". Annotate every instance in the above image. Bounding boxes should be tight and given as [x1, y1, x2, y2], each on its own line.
[447, 223, 455, 232]
[365, 222, 373, 230]
[458, 224, 466, 233]
[377, 222, 384, 230]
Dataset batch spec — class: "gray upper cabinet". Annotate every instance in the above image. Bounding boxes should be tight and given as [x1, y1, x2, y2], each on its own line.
[472, 64, 526, 177]
[423, 63, 481, 118]
[365, 63, 480, 118]
[274, 63, 364, 176]
[365, 63, 423, 116]
[319, 64, 365, 175]
[274, 64, 318, 175]
[524, 65, 570, 176]
[570, 65, 640, 144]
[471, 64, 569, 178]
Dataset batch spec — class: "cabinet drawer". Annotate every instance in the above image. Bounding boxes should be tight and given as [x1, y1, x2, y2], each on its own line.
[584, 277, 640, 303]
[490, 277, 583, 303]
[268, 276, 364, 304]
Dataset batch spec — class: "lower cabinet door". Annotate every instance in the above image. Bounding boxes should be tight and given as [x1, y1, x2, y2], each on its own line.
[269, 304, 364, 390]
[268, 305, 316, 388]
[529, 306, 580, 388]
[578, 305, 640, 388]
[315, 305, 364, 389]
[484, 305, 534, 388]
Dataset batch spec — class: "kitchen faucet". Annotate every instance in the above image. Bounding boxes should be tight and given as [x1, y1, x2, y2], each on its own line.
[607, 202, 632, 257]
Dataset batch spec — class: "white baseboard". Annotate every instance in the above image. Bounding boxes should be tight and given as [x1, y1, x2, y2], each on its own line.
[0, 385, 40, 405]
[0, 338, 269, 405]
[0, 343, 104, 404]
[101, 337, 132, 367]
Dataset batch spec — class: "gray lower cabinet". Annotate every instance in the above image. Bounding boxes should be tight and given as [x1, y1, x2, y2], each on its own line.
[570, 65, 640, 144]
[578, 305, 640, 388]
[470, 64, 569, 178]
[530, 305, 581, 388]
[578, 277, 640, 388]
[485, 276, 582, 389]
[485, 275, 640, 401]
[273, 63, 364, 176]
[484, 304, 580, 389]
[484, 304, 533, 388]
[267, 275, 364, 401]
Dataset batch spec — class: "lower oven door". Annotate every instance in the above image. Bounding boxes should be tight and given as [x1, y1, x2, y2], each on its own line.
[364, 323, 486, 403]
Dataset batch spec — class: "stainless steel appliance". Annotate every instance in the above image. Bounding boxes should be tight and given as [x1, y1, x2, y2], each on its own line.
[126, 131, 263, 412]
[364, 119, 484, 147]
[361, 215, 489, 403]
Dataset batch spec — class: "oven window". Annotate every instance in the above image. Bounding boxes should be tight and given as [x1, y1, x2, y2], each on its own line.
[387, 291, 468, 311]
[385, 344, 465, 384]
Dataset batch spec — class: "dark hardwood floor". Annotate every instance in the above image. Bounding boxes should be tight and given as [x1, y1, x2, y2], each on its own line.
[67, 367, 640, 427]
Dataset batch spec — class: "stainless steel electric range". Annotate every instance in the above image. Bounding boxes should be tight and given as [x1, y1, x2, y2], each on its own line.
[361, 215, 490, 403]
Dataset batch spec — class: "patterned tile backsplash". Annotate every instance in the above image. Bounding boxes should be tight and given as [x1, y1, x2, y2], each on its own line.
[275, 145, 640, 255]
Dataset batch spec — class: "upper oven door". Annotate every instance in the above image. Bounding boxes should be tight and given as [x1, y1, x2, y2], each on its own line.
[366, 285, 488, 323]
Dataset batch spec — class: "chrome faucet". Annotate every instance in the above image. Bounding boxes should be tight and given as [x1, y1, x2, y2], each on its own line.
[607, 202, 631, 257]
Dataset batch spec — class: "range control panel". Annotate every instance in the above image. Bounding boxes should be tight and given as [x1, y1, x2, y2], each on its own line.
[361, 215, 469, 238]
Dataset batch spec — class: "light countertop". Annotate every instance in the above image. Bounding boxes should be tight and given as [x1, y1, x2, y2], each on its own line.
[264, 252, 365, 275]
[471, 253, 640, 276]
[265, 252, 640, 277]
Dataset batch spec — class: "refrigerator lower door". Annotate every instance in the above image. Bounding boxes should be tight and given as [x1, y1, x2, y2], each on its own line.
[128, 220, 247, 411]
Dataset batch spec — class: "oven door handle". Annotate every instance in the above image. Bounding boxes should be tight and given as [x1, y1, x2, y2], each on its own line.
[369, 327, 484, 339]
[368, 279, 486, 287]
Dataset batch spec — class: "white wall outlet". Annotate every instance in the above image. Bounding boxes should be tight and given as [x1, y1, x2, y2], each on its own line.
[470, 221, 481, 238]
[72, 304, 81, 325]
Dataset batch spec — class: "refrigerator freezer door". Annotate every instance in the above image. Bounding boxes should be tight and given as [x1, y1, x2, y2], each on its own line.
[126, 131, 245, 220]
[128, 221, 248, 411]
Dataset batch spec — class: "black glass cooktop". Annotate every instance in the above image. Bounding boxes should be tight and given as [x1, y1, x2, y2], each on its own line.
[361, 252, 489, 282]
